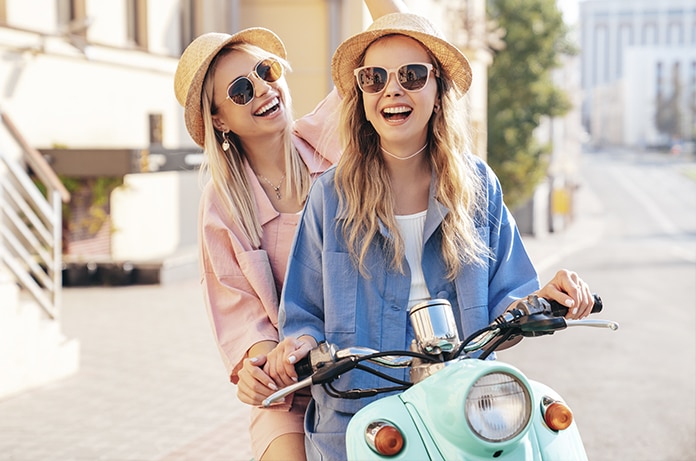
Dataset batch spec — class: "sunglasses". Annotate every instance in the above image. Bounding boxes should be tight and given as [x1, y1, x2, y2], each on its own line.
[353, 63, 435, 94]
[226, 58, 284, 106]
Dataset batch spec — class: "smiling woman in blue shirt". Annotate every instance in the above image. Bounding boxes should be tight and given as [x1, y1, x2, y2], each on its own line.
[267, 12, 596, 461]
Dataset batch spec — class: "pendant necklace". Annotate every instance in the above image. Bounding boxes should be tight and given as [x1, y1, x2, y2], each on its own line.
[258, 173, 286, 200]
[381, 143, 428, 161]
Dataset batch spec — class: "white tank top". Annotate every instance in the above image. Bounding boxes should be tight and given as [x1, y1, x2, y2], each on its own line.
[395, 210, 431, 309]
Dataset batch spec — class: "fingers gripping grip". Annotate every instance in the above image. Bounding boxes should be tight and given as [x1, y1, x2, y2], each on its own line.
[548, 293, 603, 316]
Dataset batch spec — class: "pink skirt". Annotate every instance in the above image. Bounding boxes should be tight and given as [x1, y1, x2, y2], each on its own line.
[249, 390, 311, 460]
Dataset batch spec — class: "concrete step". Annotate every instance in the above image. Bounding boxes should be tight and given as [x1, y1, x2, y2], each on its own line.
[0, 282, 80, 400]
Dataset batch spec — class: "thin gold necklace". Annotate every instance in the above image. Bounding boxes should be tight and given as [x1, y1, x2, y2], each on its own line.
[380, 143, 428, 161]
[257, 173, 286, 200]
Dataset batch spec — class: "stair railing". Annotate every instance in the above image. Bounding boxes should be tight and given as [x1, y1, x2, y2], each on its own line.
[0, 108, 70, 320]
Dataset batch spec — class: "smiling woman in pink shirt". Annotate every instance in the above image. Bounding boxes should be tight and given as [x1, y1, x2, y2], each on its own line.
[173, 2, 407, 460]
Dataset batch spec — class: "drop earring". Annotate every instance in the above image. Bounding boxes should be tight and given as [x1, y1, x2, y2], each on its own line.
[221, 131, 230, 151]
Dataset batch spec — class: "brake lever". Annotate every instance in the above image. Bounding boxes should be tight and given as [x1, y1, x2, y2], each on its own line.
[566, 319, 619, 330]
[262, 376, 313, 408]
[517, 314, 619, 337]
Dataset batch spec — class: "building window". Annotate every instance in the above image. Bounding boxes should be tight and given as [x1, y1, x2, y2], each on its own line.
[667, 22, 683, 45]
[57, 0, 88, 36]
[656, 61, 663, 108]
[180, 0, 203, 52]
[691, 62, 696, 124]
[617, 24, 633, 78]
[642, 22, 658, 45]
[127, 0, 148, 49]
[594, 24, 609, 85]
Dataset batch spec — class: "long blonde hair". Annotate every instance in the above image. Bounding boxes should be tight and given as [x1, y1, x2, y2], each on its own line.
[199, 43, 311, 248]
[335, 45, 490, 280]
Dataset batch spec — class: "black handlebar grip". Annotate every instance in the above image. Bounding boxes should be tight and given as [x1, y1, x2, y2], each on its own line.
[591, 294, 603, 313]
[549, 293, 603, 317]
[294, 355, 313, 381]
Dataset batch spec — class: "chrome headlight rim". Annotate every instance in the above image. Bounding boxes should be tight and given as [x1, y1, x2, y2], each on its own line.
[465, 371, 533, 443]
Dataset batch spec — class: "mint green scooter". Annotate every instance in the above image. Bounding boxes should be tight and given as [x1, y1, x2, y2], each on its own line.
[264, 295, 618, 460]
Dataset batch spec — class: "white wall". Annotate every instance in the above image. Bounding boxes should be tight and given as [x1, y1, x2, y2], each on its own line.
[0, 0, 190, 152]
[85, 1, 128, 46]
[110, 171, 201, 261]
[624, 46, 696, 147]
[6, 0, 58, 33]
[2, 49, 179, 149]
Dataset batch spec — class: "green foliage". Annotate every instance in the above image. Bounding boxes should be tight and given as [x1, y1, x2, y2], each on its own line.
[487, 0, 576, 209]
[34, 175, 123, 236]
[61, 176, 124, 235]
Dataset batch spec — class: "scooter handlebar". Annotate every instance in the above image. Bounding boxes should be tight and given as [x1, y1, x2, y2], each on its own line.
[293, 355, 313, 381]
[547, 293, 603, 317]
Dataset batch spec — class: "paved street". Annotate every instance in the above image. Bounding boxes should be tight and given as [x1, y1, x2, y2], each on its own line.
[0, 154, 647, 461]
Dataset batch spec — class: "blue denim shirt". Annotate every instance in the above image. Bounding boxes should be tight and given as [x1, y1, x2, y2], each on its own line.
[279, 155, 539, 416]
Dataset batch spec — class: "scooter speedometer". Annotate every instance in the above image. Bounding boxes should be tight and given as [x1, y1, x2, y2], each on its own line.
[465, 372, 532, 442]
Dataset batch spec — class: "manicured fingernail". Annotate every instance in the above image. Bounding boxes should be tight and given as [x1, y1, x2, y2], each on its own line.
[288, 355, 297, 364]
[572, 308, 578, 315]
[565, 298, 574, 307]
[250, 357, 258, 363]
[268, 382, 278, 391]
[292, 376, 298, 382]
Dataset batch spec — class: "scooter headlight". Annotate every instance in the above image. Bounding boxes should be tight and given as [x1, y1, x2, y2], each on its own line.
[465, 372, 532, 442]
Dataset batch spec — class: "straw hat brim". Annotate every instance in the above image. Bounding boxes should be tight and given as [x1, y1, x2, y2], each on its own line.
[174, 28, 286, 146]
[331, 13, 472, 98]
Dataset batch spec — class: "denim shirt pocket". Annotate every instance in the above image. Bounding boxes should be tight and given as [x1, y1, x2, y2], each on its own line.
[323, 251, 357, 334]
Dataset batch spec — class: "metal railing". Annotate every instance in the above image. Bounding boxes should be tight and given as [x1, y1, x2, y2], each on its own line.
[0, 109, 70, 320]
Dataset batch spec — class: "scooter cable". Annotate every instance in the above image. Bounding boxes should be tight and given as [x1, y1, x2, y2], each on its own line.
[324, 381, 410, 400]
[355, 363, 411, 386]
[478, 328, 517, 360]
[353, 349, 442, 365]
[456, 325, 498, 357]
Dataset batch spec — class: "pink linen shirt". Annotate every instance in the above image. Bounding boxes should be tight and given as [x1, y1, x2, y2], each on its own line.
[199, 91, 341, 384]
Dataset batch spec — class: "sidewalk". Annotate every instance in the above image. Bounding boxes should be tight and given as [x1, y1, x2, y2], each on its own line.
[0, 278, 252, 461]
[0, 175, 604, 461]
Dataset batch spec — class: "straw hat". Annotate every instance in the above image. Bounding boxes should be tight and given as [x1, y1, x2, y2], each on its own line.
[174, 29, 286, 146]
[331, 13, 472, 98]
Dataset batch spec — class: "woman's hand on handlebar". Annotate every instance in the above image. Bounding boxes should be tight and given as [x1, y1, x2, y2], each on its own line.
[536, 269, 594, 320]
[266, 336, 316, 388]
[237, 354, 281, 406]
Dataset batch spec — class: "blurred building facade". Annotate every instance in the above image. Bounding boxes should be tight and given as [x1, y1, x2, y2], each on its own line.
[0, 0, 495, 397]
[0, 0, 493, 264]
[580, 0, 696, 149]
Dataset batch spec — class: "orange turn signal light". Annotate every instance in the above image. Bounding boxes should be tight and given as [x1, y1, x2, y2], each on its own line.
[544, 401, 573, 431]
[366, 421, 404, 456]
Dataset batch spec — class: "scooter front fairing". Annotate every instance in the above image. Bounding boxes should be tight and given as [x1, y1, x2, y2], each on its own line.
[347, 359, 588, 460]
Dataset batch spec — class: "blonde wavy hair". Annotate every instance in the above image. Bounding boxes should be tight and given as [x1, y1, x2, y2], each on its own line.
[199, 43, 311, 248]
[335, 45, 490, 280]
